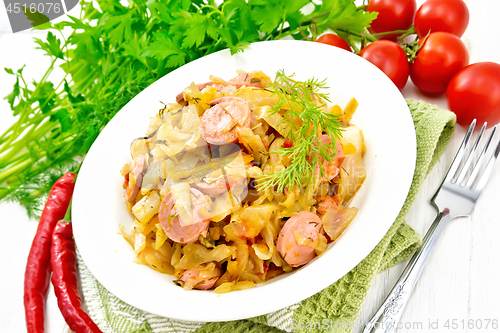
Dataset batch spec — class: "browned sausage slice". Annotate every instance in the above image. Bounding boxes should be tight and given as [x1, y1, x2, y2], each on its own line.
[277, 211, 322, 267]
[316, 194, 341, 216]
[159, 188, 211, 244]
[314, 135, 345, 182]
[200, 97, 251, 144]
[177, 267, 221, 290]
[228, 73, 262, 88]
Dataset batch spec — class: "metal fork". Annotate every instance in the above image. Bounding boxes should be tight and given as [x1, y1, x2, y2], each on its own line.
[363, 120, 500, 333]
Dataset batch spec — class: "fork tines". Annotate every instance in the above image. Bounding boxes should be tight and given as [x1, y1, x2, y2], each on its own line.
[448, 120, 500, 192]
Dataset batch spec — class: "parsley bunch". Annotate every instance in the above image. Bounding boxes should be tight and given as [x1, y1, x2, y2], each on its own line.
[1, 0, 376, 217]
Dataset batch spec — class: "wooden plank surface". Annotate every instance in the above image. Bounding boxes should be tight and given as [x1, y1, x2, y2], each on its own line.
[359, 1, 500, 332]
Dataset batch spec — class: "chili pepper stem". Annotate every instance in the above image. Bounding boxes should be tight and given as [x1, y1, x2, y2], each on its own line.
[61, 197, 73, 223]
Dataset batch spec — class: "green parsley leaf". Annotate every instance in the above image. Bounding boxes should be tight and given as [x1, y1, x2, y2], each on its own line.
[141, 32, 187, 68]
[181, 13, 218, 48]
[33, 31, 64, 59]
[29, 81, 56, 114]
[4, 76, 20, 109]
[23, 7, 50, 28]
[314, 0, 377, 34]
[249, 0, 284, 35]
[146, 0, 172, 23]
[50, 109, 73, 133]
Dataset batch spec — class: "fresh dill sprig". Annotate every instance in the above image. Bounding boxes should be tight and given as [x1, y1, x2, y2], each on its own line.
[258, 70, 344, 192]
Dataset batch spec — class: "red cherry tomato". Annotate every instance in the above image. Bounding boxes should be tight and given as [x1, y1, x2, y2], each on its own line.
[316, 34, 351, 52]
[367, 0, 417, 40]
[415, 0, 470, 38]
[359, 40, 409, 90]
[410, 32, 469, 95]
[447, 62, 500, 128]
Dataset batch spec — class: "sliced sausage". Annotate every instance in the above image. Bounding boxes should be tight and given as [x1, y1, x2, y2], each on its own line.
[277, 211, 322, 267]
[200, 97, 251, 144]
[314, 135, 345, 182]
[177, 267, 221, 290]
[159, 188, 211, 244]
[197, 174, 247, 196]
[124, 155, 146, 202]
[316, 195, 341, 216]
[228, 73, 262, 88]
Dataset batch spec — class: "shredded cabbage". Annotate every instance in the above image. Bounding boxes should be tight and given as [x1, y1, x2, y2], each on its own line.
[170, 183, 194, 227]
[175, 244, 236, 270]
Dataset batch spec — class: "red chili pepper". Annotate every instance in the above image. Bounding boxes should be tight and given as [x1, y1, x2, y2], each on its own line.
[24, 172, 76, 333]
[51, 222, 102, 333]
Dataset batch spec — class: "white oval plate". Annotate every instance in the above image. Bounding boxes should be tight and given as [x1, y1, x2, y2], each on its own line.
[73, 40, 416, 322]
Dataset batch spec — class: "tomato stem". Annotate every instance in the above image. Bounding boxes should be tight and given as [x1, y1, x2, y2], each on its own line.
[396, 25, 417, 42]
[403, 31, 430, 63]
[360, 36, 366, 52]
[370, 26, 415, 38]
[345, 33, 360, 53]
[336, 29, 376, 43]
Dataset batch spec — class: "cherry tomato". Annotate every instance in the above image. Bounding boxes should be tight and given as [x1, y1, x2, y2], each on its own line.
[359, 40, 409, 90]
[447, 62, 500, 128]
[316, 34, 351, 52]
[410, 32, 469, 95]
[367, 0, 417, 40]
[415, 0, 470, 38]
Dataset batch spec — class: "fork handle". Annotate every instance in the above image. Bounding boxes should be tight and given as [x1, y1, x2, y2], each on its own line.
[363, 211, 452, 333]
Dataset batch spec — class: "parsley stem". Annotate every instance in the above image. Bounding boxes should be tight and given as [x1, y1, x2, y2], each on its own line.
[0, 112, 55, 154]
[0, 54, 62, 152]
[0, 122, 18, 141]
[202, 5, 222, 17]
[1, 110, 31, 153]
[0, 114, 41, 144]
[277, 25, 309, 40]
[0, 120, 53, 161]
[304, 10, 331, 22]
[9, 149, 31, 165]
[0, 109, 56, 144]
[37, 73, 69, 112]
[38, 57, 57, 85]
[272, 10, 332, 40]
[20, 74, 28, 89]
[0, 146, 45, 174]
[205, 38, 222, 55]
[0, 159, 32, 183]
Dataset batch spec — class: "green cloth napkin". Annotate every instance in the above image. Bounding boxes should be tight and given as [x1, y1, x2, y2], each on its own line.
[77, 99, 456, 333]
